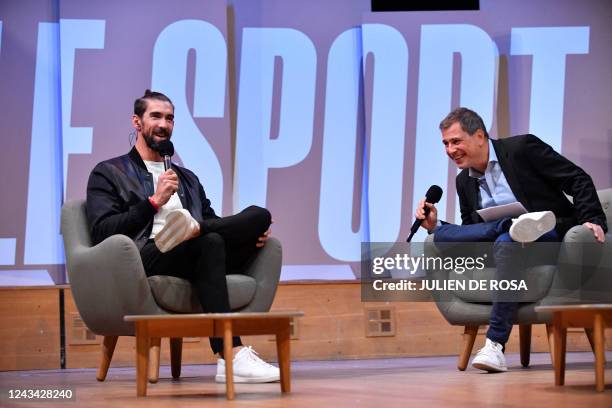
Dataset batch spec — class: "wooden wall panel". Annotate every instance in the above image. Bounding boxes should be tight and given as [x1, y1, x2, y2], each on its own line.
[237, 283, 612, 362]
[2, 283, 608, 372]
[0, 287, 60, 371]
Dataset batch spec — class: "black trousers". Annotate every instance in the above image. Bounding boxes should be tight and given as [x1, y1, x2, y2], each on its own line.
[140, 205, 272, 354]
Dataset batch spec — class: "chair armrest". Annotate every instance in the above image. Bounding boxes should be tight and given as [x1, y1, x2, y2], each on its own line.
[66, 234, 165, 336]
[423, 234, 439, 254]
[423, 234, 458, 305]
[544, 226, 612, 305]
[423, 234, 452, 279]
[563, 224, 601, 243]
[238, 237, 282, 312]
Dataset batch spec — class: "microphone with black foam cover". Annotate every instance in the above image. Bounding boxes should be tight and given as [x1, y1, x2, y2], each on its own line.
[406, 185, 443, 242]
[158, 140, 174, 171]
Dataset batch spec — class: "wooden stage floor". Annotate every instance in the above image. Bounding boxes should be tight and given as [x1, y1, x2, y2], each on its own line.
[1, 352, 611, 407]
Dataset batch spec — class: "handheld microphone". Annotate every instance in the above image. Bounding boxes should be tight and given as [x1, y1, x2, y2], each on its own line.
[158, 140, 174, 171]
[406, 185, 443, 242]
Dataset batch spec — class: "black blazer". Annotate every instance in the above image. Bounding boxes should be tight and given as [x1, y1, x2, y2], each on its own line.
[86, 147, 219, 249]
[455, 134, 608, 235]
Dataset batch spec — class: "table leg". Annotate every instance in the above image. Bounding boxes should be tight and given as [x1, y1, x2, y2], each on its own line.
[553, 314, 567, 386]
[135, 323, 150, 397]
[594, 313, 606, 392]
[222, 319, 235, 400]
[276, 320, 291, 393]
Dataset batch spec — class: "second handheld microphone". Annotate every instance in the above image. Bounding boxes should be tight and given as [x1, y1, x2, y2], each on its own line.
[406, 185, 443, 242]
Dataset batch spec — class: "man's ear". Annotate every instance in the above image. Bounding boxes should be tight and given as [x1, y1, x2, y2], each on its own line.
[132, 115, 142, 131]
[475, 128, 486, 145]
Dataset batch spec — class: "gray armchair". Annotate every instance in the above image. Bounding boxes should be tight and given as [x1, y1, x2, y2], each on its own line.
[426, 188, 612, 370]
[60, 199, 282, 382]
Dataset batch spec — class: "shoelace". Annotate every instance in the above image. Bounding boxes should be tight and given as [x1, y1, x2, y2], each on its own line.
[241, 346, 276, 368]
[475, 346, 487, 356]
[476, 340, 502, 355]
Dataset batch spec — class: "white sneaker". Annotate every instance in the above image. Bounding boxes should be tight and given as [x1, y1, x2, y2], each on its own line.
[215, 346, 280, 383]
[154, 209, 199, 253]
[509, 211, 556, 243]
[472, 338, 507, 372]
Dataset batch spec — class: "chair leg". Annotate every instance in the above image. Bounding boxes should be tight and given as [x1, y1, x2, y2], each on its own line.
[584, 328, 596, 353]
[594, 313, 606, 392]
[545, 324, 555, 368]
[170, 338, 183, 379]
[96, 336, 118, 381]
[458, 325, 479, 371]
[148, 338, 161, 384]
[519, 324, 532, 368]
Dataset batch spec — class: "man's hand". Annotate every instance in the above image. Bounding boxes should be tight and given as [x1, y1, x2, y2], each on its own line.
[583, 222, 606, 243]
[187, 222, 201, 240]
[256, 229, 271, 248]
[256, 219, 274, 248]
[151, 169, 179, 207]
[415, 198, 438, 233]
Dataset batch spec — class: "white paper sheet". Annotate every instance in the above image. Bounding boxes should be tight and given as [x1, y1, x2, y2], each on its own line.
[476, 201, 528, 222]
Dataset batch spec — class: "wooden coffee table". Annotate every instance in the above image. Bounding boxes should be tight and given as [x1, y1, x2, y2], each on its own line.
[535, 304, 612, 391]
[124, 311, 303, 399]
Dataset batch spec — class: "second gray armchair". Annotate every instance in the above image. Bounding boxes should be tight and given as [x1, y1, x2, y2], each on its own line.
[426, 188, 612, 371]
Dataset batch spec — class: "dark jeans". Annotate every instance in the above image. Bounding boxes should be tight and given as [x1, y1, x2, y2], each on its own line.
[140, 205, 271, 354]
[434, 219, 560, 346]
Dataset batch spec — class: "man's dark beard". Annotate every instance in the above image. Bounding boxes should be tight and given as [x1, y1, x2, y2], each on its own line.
[143, 130, 169, 153]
